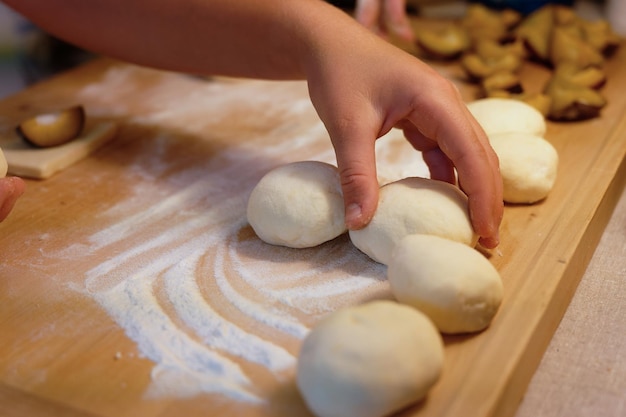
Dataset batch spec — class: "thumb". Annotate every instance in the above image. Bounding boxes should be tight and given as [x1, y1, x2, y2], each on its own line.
[329, 127, 380, 231]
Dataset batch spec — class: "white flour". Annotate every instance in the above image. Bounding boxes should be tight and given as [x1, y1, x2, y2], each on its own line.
[72, 66, 430, 402]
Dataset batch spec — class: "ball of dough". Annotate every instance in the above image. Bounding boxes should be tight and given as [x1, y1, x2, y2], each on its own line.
[489, 132, 559, 204]
[388, 234, 503, 334]
[297, 300, 444, 417]
[247, 161, 346, 248]
[0, 147, 7, 178]
[349, 177, 478, 265]
[467, 98, 547, 137]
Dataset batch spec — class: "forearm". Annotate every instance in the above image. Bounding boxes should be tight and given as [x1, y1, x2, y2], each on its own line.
[3, 0, 504, 245]
[4, 0, 362, 80]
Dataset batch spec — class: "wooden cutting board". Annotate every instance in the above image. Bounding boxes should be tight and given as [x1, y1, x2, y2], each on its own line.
[1, 121, 119, 179]
[0, 39, 624, 417]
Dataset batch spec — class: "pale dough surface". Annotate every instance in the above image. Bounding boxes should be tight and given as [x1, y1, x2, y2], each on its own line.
[349, 177, 478, 265]
[467, 98, 547, 137]
[297, 300, 444, 417]
[489, 132, 559, 204]
[388, 234, 503, 334]
[247, 160, 346, 248]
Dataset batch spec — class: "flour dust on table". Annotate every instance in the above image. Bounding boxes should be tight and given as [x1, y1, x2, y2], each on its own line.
[53, 65, 433, 404]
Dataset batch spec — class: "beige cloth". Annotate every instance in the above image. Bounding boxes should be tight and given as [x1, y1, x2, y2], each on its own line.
[515, 187, 626, 417]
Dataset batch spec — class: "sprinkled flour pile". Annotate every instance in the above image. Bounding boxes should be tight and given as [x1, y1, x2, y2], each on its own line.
[70, 66, 430, 402]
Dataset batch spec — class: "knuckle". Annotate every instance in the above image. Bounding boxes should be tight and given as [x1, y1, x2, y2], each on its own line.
[338, 163, 371, 194]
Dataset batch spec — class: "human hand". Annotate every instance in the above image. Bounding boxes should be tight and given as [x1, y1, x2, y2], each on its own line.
[0, 177, 26, 222]
[4, 0, 500, 245]
[354, 0, 415, 42]
[304, 27, 502, 248]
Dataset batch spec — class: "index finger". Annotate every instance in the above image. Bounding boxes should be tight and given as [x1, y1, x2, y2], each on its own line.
[407, 83, 503, 248]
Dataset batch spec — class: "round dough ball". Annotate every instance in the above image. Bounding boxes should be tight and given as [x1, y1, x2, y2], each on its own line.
[467, 98, 547, 137]
[0, 147, 7, 178]
[388, 234, 503, 334]
[247, 161, 346, 248]
[297, 300, 444, 417]
[489, 132, 558, 203]
[349, 177, 478, 265]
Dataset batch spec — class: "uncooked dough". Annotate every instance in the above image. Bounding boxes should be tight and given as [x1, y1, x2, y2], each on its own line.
[296, 300, 444, 417]
[0, 147, 7, 178]
[246, 161, 346, 248]
[467, 98, 547, 137]
[489, 132, 559, 203]
[388, 234, 503, 334]
[349, 177, 478, 265]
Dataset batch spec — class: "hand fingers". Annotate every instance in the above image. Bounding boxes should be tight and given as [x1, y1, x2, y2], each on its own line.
[354, 0, 382, 35]
[404, 80, 503, 248]
[354, 0, 413, 41]
[381, 0, 414, 42]
[463, 110, 503, 249]
[0, 177, 26, 222]
[422, 148, 456, 184]
[401, 121, 456, 184]
[327, 121, 380, 231]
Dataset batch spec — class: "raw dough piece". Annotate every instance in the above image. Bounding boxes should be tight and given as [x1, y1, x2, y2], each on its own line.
[1, 121, 118, 179]
[388, 234, 503, 334]
[349, 177, 478, 265]
[247, 161, 346, 248]
[467, 97, 547, 136]
[297, 300, 444, 417]
[0, 147, 7, 178]
[489, 132, 558, 203]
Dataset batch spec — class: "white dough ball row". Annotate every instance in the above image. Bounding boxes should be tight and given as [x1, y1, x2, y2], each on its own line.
[489, 132, 558, 204]
[246, 161, 346, 248]
[247, 164, 504, 417]
[388, 234, 503, 334]
[297, 301, 444, 417]
[467, 98, 559, 204]
[467, 97, 547, 137]
[349, 177, 478, 266]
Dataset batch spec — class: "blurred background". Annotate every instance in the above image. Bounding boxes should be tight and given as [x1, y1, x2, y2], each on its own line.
[0, 3, 93, 98]
[0, 0, 623, 99]
[0, 3, 24, 98]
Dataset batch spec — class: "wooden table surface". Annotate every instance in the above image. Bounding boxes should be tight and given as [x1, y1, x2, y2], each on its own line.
[0, 40, 624, 417]
[515, 186, 625, 417]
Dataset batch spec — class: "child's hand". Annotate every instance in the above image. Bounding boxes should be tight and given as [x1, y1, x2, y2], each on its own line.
[0, 177, 26, 222]
[305, 29, 502, 248]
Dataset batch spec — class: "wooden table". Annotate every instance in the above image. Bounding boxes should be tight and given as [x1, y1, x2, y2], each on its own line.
[0, 44, 624, 417]
[516, 186, 626, 417]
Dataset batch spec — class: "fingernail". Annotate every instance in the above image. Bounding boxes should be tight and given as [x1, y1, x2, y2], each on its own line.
[491, 224, 500, 247]
[345, 203, 362, 229]
[479, 233, 499, 249]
